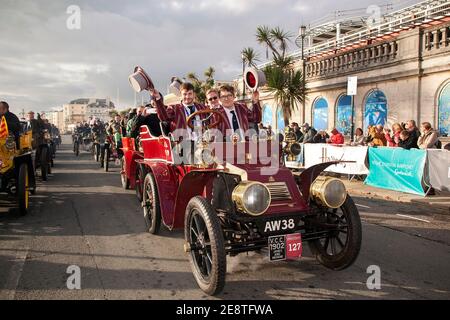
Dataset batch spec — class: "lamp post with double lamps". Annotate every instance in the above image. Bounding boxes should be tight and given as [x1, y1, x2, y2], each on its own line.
[299, 25, 307, 124]
[241, 52, 246, 101]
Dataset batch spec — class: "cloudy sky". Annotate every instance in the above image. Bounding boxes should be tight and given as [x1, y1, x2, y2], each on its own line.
[0, 0, 420, 114]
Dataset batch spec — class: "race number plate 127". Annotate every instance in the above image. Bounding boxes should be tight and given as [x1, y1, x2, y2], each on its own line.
[286, 233, 302, 259]
[268, 235, 286, 261]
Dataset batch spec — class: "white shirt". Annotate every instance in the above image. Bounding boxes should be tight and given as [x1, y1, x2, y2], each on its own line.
[182, 103, 200, 140]
[223, 106, 243, 138]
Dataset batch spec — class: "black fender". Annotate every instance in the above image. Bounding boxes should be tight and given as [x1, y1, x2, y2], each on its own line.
[298, 161, 342, 203]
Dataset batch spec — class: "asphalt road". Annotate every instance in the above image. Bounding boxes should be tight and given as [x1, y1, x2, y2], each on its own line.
[1, 136, 449, 300]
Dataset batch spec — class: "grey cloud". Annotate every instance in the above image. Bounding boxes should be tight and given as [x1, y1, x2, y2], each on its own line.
[0, 0, 420, 114]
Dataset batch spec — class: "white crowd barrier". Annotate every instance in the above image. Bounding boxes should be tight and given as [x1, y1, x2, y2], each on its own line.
[302, 144, 369, 175]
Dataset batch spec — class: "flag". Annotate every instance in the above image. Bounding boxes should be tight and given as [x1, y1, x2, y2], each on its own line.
[0, 116, 8, 139]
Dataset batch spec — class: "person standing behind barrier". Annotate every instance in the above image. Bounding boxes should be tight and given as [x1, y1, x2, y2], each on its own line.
[398, 130, 418, 150]
[313, 130, 329, 143]
[350, 128, 365, 146]
[406, 120, 420, 149]
[384, 128, 396, 147]
[328, 128, 344, 145]
[299, 123, 317, 143]
[392, 123, 402, 147]
[418, 122, 440, 149]
[367, 125, 387, 147]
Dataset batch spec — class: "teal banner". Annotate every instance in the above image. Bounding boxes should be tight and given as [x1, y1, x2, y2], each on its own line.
[365, 147, 427, 196]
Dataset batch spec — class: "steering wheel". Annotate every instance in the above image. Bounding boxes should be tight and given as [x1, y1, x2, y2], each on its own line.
[186, 109, 227, 131]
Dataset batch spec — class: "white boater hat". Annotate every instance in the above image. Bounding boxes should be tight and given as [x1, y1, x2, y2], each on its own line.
[244, 67, 267, 91]
[168, 77, 184, 97]
[129, 66, 155, 93]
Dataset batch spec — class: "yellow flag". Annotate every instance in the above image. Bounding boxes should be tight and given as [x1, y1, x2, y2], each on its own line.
[0, 116, 9, 139]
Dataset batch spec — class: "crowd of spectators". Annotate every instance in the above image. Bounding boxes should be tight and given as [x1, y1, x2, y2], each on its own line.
[282, 120, 449, 150]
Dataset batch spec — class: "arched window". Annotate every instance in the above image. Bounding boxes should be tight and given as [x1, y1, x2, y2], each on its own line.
[438, 82, 450, 137]
[276, 107, 285, 132]
[312, 97, 328, 131]
[364, 90, 388, 129]
[262, 103, 273, 127]
[336, 95, 352, 135]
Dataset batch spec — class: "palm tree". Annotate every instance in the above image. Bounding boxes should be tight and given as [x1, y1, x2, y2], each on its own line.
[204, 66, 215, 90]
[264, 66, 306, 126]
[186, 72, 200, 84]
[256, 25, 279, 59]
[241, 47, 260, 68]
[185, 66, 217, 104]
[255, 26, 307, 126]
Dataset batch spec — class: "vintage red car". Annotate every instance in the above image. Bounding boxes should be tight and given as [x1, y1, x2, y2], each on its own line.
[120, 137, 145, 201]
[135, 109, 362, 295]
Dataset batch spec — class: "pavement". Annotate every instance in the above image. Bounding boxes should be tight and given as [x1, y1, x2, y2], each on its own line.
[1, 136, 450, 300]
[342, 179, 450, 214]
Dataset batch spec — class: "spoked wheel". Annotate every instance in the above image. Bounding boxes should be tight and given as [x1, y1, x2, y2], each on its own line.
[308, 196, 362, 270]
[120, 158, 130, 190]
[74, 141, 79, 157]
[40, 147, 48, 181]
[17, 163, 30, 216]
[135, 165, 145, 202]
[100, 145, 105, 168]
[142, 173, 161, 234]
[185, 196, 226, 296]
[104, 147, 110, 172]
[94, 144, 100, 162]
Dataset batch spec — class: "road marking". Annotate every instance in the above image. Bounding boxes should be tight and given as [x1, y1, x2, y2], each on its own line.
[356, 204, 371, 209]
[0, 246, 29, 300]
[396, 214, 430, 223]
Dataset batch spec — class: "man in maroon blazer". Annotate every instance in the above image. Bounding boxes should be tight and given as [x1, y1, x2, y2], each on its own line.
[149, 82, 207, 136]
[214, 84, 262, 141]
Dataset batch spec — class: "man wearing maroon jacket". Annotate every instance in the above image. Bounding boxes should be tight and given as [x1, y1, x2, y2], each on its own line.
[149, 82, 207, 136]
[213, 84, 262, 141]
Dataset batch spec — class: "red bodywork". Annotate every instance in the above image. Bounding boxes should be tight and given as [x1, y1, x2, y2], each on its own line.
[121, 137, 144, 190]
[138, 125, 310, 231]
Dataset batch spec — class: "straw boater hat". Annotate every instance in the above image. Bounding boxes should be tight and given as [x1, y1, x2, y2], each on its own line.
[129, 66, 155, 93]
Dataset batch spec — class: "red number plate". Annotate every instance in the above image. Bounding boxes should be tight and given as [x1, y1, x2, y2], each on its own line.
[286, 233, 302, 260]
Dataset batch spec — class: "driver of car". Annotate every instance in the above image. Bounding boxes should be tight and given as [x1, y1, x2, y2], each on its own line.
[0, 101, 21, 147]
[149, 82, 207, 141]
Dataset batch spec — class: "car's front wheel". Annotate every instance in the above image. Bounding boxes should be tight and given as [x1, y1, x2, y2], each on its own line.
[17, 163, 29, 216]
[120, 158, 129, 189]
[185, 196, 226, 296]
[308, 196, 362, 270]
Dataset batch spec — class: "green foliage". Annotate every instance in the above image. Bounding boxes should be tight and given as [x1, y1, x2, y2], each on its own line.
[241, 47, 260, 68]
[254, 25, 307, 125]
[186, 66, 216, 104]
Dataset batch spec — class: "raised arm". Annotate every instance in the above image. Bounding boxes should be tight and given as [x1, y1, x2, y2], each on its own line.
[246, 90, 262, 123]
[150, 90, 176, 123]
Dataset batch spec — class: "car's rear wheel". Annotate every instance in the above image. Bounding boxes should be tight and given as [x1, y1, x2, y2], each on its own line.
[120, 158, 129, 189]
[185, 196, 226, 296]
[135, 165, 145, 202]
[75, 141, 80, 156]
[308, 196, 362, 270]
[17, 163, 29, 216]
[40, 147, 48, 181]
[94, 144, 100, 162]
[142, 173, 161, 234]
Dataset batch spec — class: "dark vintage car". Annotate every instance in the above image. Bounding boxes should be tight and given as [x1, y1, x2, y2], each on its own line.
[134, 109, 362, 295]
[0, 122, 36, 215]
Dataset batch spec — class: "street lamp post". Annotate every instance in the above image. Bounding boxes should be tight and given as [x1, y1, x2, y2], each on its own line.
[241, 53, 246, 102]
[299, 25, 307, 124]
